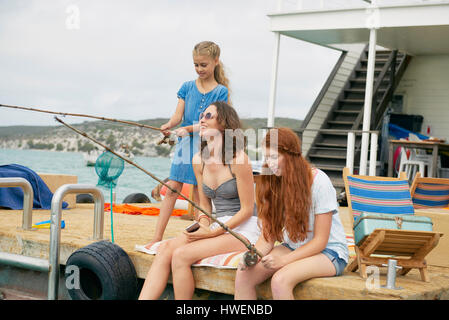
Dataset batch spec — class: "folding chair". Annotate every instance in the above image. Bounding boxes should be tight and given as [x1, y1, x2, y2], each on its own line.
[343, 167, 443, 282]
[410, 172, 449, 209]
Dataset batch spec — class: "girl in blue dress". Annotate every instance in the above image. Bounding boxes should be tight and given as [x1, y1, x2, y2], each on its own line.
[145, 41, 230, 248]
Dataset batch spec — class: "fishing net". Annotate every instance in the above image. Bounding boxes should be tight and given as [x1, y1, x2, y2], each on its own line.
[94, 151, 124, 243]
[95, 151, 124, 188]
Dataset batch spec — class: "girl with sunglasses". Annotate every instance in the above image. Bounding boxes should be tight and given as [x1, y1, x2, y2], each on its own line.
[139, 102, 260, 300]
[144, 41, 230, 250]
[234, 128, 349, 300]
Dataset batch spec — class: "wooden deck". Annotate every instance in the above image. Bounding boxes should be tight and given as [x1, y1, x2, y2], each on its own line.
[1, 203, 449, 300]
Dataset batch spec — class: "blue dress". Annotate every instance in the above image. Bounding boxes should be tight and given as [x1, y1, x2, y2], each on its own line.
[168, 80, 228, 185]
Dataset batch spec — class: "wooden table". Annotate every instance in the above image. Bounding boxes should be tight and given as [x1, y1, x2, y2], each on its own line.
[388, 139, 449, 177]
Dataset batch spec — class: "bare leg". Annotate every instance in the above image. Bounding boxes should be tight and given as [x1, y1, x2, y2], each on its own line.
[171, 234, 247, 300]
[138, 234, 189, 300]
[234, 245, 290, 300]
[145, 180, 183, 249]
[270, 253, 336, 300]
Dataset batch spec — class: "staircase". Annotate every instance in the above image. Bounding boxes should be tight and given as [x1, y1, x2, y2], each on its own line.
[304, 46, 411, 193]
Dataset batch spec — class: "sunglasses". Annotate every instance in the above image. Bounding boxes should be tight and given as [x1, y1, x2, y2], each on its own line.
[199, 112, 215, 121]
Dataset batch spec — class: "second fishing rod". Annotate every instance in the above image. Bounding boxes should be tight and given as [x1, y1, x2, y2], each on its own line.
[54, 116, 263, 261]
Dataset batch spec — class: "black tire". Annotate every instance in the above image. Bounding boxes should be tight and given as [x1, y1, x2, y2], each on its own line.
[65, 240, 138, 300]
[122, 192, 151, 204]
[76, 193, 94, 204]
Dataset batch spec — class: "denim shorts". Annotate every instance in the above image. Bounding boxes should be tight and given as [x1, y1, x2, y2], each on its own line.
[281, 243, 347, 276]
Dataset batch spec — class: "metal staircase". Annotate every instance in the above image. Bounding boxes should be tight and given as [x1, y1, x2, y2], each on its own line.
[303, 46, 411, 193]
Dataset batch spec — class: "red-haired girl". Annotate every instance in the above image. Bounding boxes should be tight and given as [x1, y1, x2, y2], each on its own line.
[234, 127, 348, 300]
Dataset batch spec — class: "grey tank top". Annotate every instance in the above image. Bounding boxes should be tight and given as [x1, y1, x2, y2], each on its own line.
[202, 163, 257, 218]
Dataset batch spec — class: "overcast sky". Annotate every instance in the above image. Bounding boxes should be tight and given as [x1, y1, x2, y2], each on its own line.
[0, 0, 341, 127]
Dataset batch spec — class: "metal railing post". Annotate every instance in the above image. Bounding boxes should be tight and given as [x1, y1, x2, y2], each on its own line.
[346, 132, 356, 175]
[0, 177, 34, 230]
[47, 184, 104, 300]
[369, 132, 379, 176]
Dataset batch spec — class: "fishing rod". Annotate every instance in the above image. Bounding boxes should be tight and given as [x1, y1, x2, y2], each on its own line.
[54, 116, 263, 262]
[0, 103, 176, 145]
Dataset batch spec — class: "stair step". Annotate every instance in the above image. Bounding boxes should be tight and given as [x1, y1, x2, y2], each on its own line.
[361, 58, 389, 63]
[314, 164, 345, 172]
[358, 67, 384, 72]
[308, 154, 347, 160]
[318, 131, 349, 136]
[350, 78, 390, 83]
[333, 110, 360, 115]
[340, 99, 364, 104]
[315, 142, 347, 148]
[344, 88, 386, 93]
[327, 120, 354, 125]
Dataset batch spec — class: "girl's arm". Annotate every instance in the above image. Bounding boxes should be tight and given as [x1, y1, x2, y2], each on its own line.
[263, 212, 333, 269]
[254, 232, 275, 256]
[209, 152, 255, 238]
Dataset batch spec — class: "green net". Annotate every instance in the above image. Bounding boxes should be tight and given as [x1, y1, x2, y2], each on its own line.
[94, 151, 124, 244]
[95, 151, 125, 189]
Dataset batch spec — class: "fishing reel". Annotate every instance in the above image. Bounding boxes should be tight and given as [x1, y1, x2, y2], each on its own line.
[157, 134, 176, 146]
[242, 245, 259, 267]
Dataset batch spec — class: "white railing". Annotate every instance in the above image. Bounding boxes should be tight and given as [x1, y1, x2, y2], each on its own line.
[274, 0, 448, 12]
[293, 128, 379, 176]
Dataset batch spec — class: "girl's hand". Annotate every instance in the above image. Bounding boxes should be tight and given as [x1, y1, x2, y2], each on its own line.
[238, 258, 249, 271]
[144, 237, 161, 250]
[160, 123, 171, 136]
[260, 254, 286, 270]
[174, 127, 189, 138]
[183, 223, 213, 242]
[238, 252, 259, 271]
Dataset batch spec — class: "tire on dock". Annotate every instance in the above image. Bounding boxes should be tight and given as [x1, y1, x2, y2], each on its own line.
[122, 192, 151, 203]
[65, 240, 138, 300]
[76, 193, 94, 203]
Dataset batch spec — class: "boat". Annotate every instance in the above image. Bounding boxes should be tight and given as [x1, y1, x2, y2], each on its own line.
[83, 150, 102, 167]
[82, 145, 135, 167]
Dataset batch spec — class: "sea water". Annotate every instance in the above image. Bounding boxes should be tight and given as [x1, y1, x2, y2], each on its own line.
[0, 149, 171, 203]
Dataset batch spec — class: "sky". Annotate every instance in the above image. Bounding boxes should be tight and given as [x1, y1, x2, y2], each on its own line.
[0, 0, 341, 126]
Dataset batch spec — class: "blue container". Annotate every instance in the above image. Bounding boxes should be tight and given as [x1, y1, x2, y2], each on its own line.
[353, 213, 433, 245]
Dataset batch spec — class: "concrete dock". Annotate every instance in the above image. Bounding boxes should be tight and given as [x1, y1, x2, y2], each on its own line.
[1, 202, 449, 300]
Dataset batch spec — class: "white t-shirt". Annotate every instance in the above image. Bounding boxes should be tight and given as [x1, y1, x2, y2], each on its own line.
[282, 169, 349, 263]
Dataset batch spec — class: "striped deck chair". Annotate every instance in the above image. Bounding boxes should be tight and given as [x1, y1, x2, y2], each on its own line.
[343, 168, 442, 281]
[410, 172, 449, 209]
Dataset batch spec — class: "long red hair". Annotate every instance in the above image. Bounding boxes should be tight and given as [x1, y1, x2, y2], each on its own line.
[256, 128, 313, 243]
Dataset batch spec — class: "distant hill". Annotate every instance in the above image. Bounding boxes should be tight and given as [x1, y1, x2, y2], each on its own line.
[0, 117, 302, 137]
[0, 117, 303, 157]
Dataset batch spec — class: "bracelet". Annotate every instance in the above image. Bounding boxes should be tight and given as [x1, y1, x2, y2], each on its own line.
[198, 213, 211, 222]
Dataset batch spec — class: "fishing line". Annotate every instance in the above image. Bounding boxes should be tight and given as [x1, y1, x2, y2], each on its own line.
[54, 116, 263, 260]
